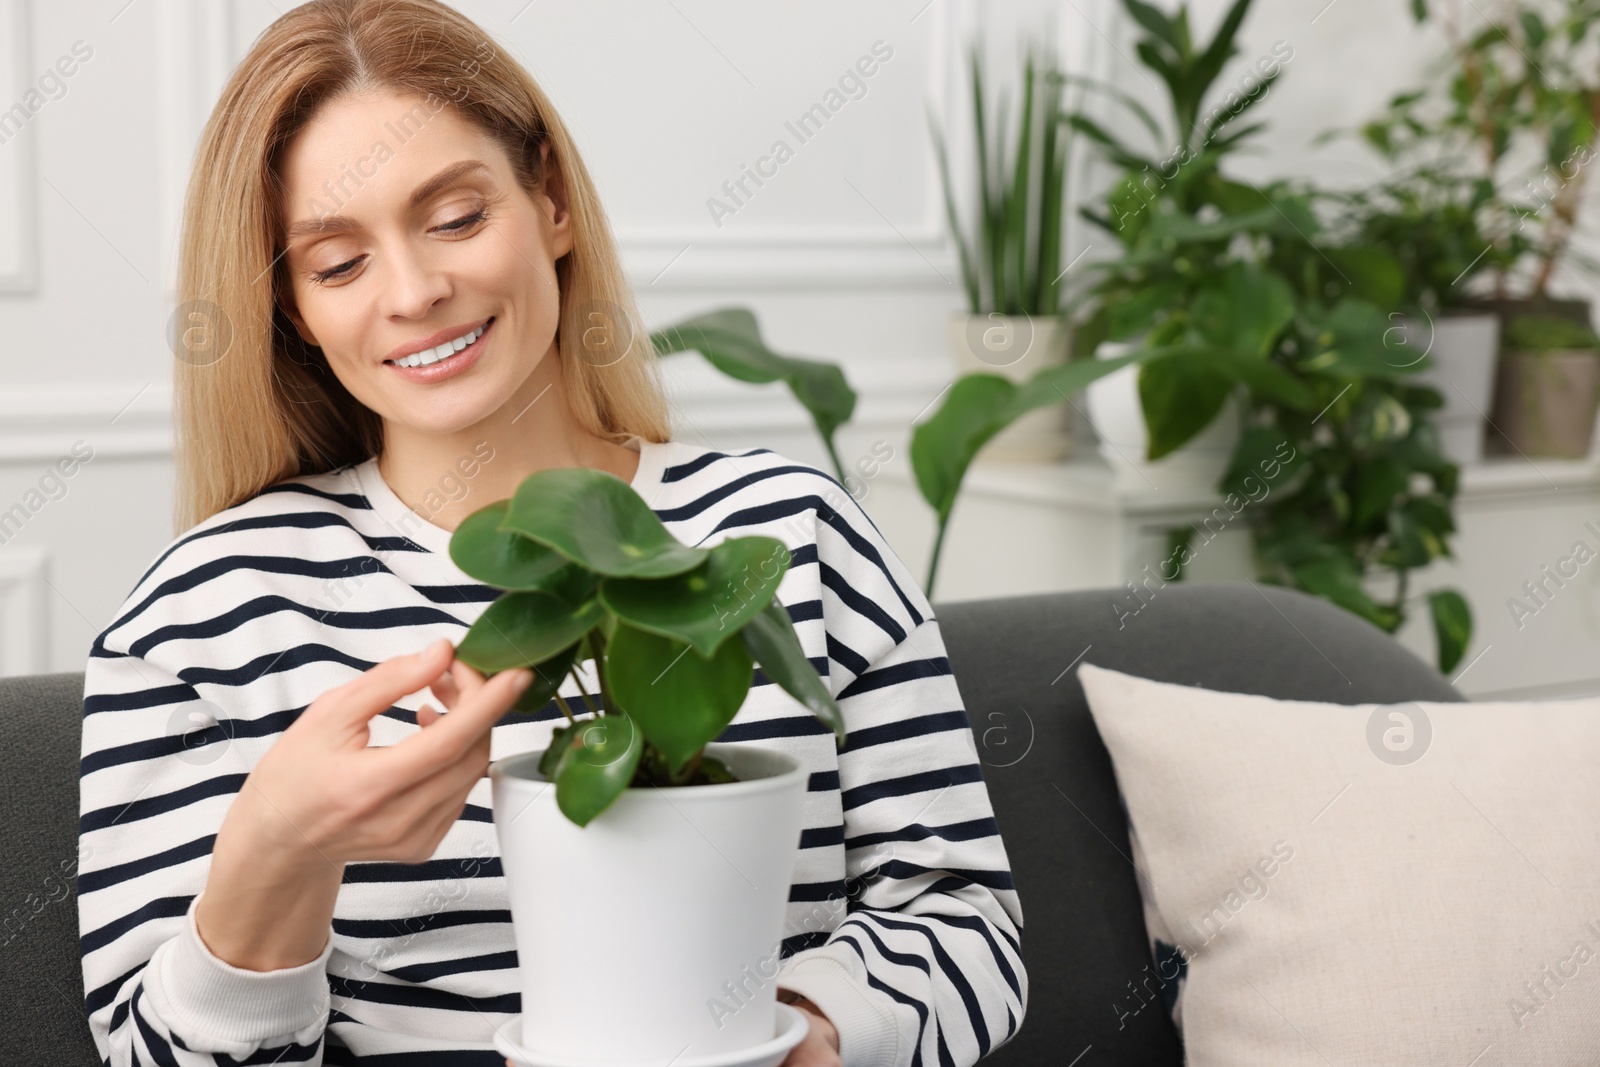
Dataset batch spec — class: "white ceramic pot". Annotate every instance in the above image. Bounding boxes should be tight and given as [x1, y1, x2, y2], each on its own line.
[947, 311, 1073, 462]
[490, 740, 808, 1064]
[1393, 312, 1499, 465]
[1084, 340, 1240, 492]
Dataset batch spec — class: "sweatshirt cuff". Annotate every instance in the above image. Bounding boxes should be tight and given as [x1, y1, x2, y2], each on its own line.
[145, 891, 334, 1048]
[777, 954, 902, 1067]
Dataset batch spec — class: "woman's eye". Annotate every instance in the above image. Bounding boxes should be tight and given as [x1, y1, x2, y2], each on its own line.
[312, 256, 363, 283]
[434, 208, 488, 233]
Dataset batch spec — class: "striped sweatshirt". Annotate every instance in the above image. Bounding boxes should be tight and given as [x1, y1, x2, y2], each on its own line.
[78, 434, 1027, 1067]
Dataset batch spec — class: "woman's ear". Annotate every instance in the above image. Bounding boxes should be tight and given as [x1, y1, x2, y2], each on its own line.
[536, 139, 574, 260]
[280, 290, 321, 349]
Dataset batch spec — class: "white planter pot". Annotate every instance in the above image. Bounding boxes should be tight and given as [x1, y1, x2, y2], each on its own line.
[1394, 312, 1499, 465]
[490, 740, 808, 1065]
[1084, 341, 1240, 492]
[947, 311, 1074, 461]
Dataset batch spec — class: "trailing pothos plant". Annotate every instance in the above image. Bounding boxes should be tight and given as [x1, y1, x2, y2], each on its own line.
[1065, 0, 1474, 671]
[447, 466, 845, 827]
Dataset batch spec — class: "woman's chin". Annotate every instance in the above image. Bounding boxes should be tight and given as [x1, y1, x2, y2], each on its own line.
[381, 390, 511, 441]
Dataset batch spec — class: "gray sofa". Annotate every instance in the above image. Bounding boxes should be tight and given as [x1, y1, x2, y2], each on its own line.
[1, 583, 1460, 1066]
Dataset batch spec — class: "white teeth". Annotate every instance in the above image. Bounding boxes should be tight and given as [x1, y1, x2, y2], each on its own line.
[392, 324, 486, 368]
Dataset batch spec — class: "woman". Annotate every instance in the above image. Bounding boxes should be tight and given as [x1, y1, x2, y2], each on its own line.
[76, 2, 1026, 1065]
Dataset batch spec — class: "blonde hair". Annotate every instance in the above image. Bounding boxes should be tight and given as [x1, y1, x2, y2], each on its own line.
[173, 0, 670, 531]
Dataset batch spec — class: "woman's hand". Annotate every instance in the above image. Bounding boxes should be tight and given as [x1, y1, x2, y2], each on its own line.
[781, 997, 841, 1066]
[197, 638, 529, 972]
[226, 637, 529, 867]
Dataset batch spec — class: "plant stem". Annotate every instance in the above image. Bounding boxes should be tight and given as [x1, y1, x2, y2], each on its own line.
[673, 748, 704, 785]
[925, 517, 949, 597]
[551, 691, 579, 725]
[590, 627, 612, 715]
[567, 667, 600, 718]
[824, 436, 847, 486]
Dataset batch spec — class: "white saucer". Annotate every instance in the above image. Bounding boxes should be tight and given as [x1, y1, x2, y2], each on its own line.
[494, 1003, 809, 1067]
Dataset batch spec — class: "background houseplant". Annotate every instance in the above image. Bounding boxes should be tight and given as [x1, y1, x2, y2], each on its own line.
[651, 307, 857, 483]
[1333, 166, 1507, 464]
[1366, 0, 1600, 457]
[1492, 313, 1600, 455]
[450, 465, 843, 1063]
[930, 33, 1079, 461]
[1065, 0, 1475, 671]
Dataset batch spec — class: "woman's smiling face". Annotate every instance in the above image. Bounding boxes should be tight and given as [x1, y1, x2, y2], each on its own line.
[276, 89, 570, 436]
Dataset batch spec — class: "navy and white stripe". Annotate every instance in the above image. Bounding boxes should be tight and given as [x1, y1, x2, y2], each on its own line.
[78, 437, 1027, 1067]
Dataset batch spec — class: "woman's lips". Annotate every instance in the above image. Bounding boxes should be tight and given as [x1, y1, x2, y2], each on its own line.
[385, 318, 493, 384]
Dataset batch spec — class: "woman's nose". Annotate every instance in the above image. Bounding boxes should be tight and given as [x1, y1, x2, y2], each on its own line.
[382, 245, 453, 320]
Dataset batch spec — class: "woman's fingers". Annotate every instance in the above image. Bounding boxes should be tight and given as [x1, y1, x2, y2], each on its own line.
[384, 666, 530, 782]
[429, 667, 462, 711]
[417, 704, 441, 729]
[325, 638, 454, 732]
[451, 657, 487, 696]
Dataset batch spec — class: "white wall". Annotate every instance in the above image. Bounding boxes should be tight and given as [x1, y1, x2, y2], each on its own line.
[4, 0, 1588, 684]
[0, 0, 1107, 673]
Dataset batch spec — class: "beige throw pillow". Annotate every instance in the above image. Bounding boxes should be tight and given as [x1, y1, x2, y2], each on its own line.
[1078, 662, 1600, 1066]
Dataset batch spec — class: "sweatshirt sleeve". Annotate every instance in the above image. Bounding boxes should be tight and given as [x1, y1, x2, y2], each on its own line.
[773, 478, 1028, 1067]
[79, 644, 334, 1066]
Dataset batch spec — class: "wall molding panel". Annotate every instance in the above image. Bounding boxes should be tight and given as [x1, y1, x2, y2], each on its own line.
[0, 0, 39, 293]
[0, 546, 48, 677]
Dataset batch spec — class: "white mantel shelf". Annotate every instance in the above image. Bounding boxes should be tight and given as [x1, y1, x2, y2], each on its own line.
[868, 449, 1600, 702]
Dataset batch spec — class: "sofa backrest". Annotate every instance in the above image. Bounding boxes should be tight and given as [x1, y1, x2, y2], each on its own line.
[2, 583, 1461, 1066]
[934, 582, 1461, 1065]
[2, 671, 100, 1066]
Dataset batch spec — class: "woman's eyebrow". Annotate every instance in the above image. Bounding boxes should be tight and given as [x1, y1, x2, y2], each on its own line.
[284, 160, 494, 241]
[407, 159, 493, 208]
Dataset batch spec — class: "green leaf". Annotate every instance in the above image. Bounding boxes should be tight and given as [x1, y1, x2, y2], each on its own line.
[552, 714, 644, 827]
[1066, 115, 1155, 172]
[1192, 0, 1254, 111]
[1322, 247, 1405, 307]
[1428, 589, 1472, 674]
[503, 467, 707, 578]
[457, 592, 605, 674]
[652, 309, 856, 471]
[1353, 456, 1410, 530]
[1139, 355, 1233, 460]
[1411, 0, 1427, 22]
[508, 640, 582, 715]
[1404, 492, 1457, 539]
[740, 599, 845, 744]
[1220, 426, 1305, 497]
[1520, 10, 1546, 47]
[1290, 557, 1391, 630]
[1213, 351, 1317, 409]
[1191, 263, 1296, 359]
[911, 375, 1017, 522]
[1385, 507, 1433, 569]
[538, 719, 579, 778]
[605, 623, 754, 775]
[1122, 0, 1182, 50]
[600, 536, 790, 657]
[1350, 392, 1414, 448]
[450, 501, 572, 591]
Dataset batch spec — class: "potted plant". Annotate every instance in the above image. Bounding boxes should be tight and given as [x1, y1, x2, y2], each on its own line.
[1057, 0, 1476, 672]
[1063, 0, 1283, 485]
[445, 466, 845, 1064]
[930, 34, 1076, 461]
[1334, 166, 1506, 464]
[1368, 1, 1600, 450]
[1491, 314, 1600, 456]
